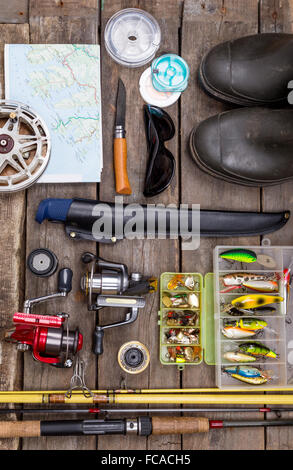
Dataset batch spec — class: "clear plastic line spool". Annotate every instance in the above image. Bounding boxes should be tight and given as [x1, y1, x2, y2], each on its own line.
[0, 100, 51, 192]
[104, 8, 161, 68]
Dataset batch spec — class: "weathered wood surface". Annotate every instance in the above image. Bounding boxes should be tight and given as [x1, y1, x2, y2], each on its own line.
[0, 0, 293, 451]
[0, 23, 29, 451]
[0, 0, 28, 23]
[180, 0, 263, 450]
[260, 0, 293, 451]
[22, 1, 99, 451]
[98, 0, 182, 451]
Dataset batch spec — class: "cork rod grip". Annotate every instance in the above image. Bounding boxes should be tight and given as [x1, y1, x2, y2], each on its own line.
[0, 421, 41, 438]
[114, 137, 132, 195]
[49, 394, 109, 404]
[151, 417, 210, 435]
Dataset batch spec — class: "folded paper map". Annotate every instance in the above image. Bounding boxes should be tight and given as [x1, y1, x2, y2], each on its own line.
[5, 44, 103, 183]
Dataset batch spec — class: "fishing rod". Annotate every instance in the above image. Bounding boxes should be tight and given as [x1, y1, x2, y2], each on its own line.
[1, 386, 293, 394]
[0, 406, 292, 415]
[1, 416, 293, 438]
[1, 393, 293, 405]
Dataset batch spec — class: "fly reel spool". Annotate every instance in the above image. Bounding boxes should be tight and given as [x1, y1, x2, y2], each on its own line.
[0, 100, 51, 192]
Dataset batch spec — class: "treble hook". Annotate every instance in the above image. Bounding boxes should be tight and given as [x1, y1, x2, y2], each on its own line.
[65, 356, 93, 399]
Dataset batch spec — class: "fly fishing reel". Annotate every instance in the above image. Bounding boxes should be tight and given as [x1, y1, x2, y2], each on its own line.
[0, 100, 51, 192]
[80, 252, 157, 355]
[5, 268, 83, 367]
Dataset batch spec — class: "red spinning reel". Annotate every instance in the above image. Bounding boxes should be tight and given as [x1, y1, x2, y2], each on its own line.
[5, 268, 83, 368]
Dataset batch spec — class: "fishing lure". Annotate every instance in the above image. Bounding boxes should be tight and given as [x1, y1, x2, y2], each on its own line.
[222, 326, 257, 339]
[166, 345, 201, 363]
[229, 374, 268, 385]
[223, 351, 256, 363]
[222, 272, 275, 286]
[185, 276, 195, 291]
[220, 249, 257, 263]
[238, 342, 277, 359]
[224, 318, 267, 331]
[165, 328, 199, 345]
[164, 310, 198, 327]
[224, 366, 269, 385]
[167, 275, 196, 291]
[162, 293, 199, 309]
[167, 275, 184, 290]
[231, 294, 283, 310]
[224, 365, 263, 377]
[226, 306, 277, 316]
[221, 273, 278, 293]
[283, 266, 292, 315]
[242, 280, 278, 292]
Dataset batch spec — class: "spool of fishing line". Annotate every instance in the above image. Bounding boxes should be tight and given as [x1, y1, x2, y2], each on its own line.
[151, 54, 190, 92]
[104, 9, 161, 68]
[118, 341, 150, 374]
[139, 67, 181, 108]
[27, 248, 58, 277]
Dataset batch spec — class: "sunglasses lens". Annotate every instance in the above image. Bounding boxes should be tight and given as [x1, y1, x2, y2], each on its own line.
[144, 148, 175, 197]
[143, 105, 176, 197]
[147, 106, 175, 141]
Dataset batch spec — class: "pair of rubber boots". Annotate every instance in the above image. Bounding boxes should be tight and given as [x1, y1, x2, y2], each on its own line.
[190, 33, 293, 186]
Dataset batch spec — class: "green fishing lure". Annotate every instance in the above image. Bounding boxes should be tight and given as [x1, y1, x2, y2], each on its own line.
[239, 342, 277, 359]
[220, 249, 257, 263]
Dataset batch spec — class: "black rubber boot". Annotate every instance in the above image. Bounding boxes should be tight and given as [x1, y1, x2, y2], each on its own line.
[189, 107, 293, 186]
[199, 33, 293, 107]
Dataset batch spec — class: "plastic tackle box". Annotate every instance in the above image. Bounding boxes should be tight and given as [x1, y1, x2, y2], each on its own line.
[158, 272, 215, 369]
[214, 246, 293, 390]
[158, 246, 293, 390]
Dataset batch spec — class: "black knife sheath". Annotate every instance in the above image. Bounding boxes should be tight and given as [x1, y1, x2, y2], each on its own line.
[35, 198, 290, 242]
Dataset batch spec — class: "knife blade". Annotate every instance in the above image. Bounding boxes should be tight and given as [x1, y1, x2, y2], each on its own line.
[114, 78, 131, 195]
[115, 78, 126, 128]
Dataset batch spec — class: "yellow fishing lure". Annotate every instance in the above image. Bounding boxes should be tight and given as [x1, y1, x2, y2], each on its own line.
[231, 294, 283, 310]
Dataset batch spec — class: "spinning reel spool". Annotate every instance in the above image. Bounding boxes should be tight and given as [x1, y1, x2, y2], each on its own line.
[80, 252, 157, 355]
[5, 268, 83, 367]
[0, 100, 51, 192]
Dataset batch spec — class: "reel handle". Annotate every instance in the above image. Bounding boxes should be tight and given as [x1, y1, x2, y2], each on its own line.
[93, 327, 104, 355]
[58, 268, 73, 293]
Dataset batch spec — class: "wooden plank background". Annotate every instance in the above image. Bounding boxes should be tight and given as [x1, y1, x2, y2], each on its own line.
[0, 0, 293, 450]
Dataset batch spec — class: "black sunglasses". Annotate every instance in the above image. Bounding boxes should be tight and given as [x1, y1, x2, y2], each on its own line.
[143, 105, 175, 197]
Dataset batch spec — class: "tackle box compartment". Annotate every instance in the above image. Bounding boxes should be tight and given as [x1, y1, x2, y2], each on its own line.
[158, 246, 293, 390]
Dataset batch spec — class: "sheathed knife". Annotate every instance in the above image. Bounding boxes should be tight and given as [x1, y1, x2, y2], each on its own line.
[114, 78, 132, 195]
